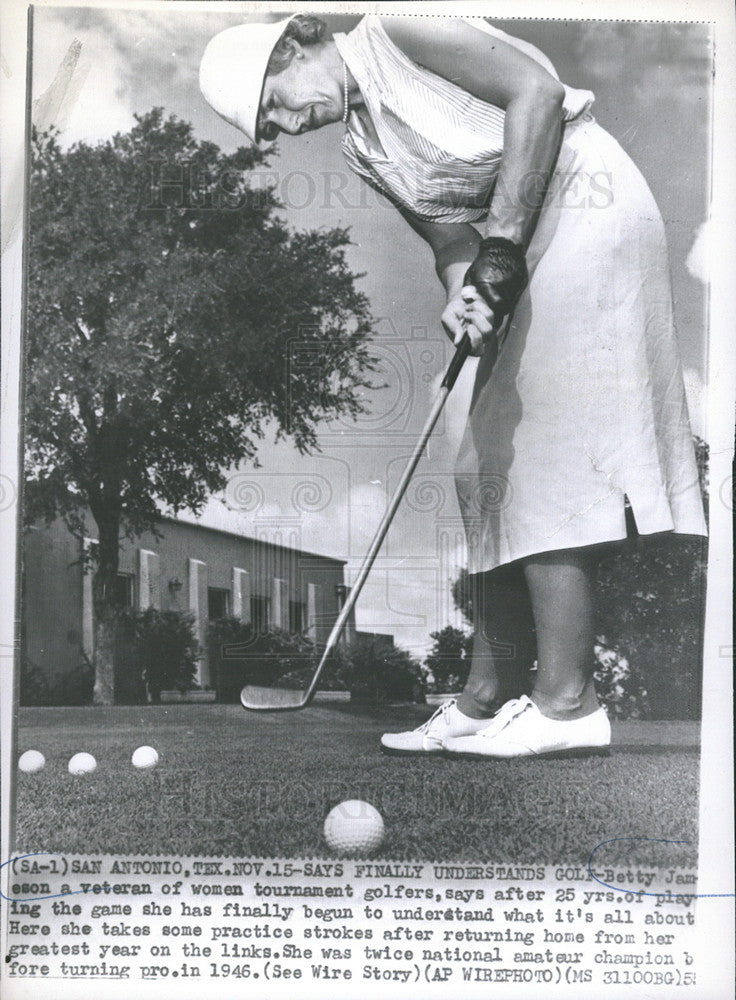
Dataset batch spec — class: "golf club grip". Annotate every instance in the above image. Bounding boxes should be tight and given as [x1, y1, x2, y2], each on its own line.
[441, 334, 471, 391]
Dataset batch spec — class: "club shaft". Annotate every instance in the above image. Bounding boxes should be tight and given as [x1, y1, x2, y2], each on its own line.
[302, 384, 453, 704]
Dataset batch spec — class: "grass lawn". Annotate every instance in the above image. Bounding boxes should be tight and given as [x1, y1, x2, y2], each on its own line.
[14, 703, 699, 866]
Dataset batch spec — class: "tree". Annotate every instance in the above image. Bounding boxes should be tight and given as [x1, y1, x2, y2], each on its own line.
[451, 569, 473, 628]
[425, 625, 473, 693]
[25, 110, 375, 703]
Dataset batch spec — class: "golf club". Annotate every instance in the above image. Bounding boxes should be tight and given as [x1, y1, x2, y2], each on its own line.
[240, 333, 472, 712]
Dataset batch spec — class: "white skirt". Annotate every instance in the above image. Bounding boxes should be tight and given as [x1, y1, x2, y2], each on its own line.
[455, 117, 707, 574]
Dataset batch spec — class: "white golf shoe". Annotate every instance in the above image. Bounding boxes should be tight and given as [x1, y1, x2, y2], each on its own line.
[380, 699, 490, 755]
[443, 695, 611, 759]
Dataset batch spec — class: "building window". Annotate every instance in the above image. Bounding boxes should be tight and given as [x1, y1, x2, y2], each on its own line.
[289, 600, 305, 635]
[208, 588, 231, 621]
[250, 595, 270, 633]
[115, 573, 135, 609]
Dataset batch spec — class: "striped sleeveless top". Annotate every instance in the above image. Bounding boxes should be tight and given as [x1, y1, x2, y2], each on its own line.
[333, 17, 595, 223]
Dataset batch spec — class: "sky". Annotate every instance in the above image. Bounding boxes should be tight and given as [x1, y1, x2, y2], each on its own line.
[31, 7, 713, 655]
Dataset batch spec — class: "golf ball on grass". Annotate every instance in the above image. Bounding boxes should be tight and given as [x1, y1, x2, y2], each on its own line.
[68, 752, 97, 776]
[131, 745, 159, 770]
[18, 750, 45, 773]
[324, 800, 385, 857]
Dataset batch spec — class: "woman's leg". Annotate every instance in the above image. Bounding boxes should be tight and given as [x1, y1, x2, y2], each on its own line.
[443, 546, 610, 756]
[380, 561, 537, 752]
[457, 562, 537, 719]
[521, 546, 601, 720]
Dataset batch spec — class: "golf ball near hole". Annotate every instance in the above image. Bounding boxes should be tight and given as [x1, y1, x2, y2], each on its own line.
[324, 800, 385, 857]
[131, 745, 159, 770]
[18, 750, 45, 773]
[68, 752, 97, 776]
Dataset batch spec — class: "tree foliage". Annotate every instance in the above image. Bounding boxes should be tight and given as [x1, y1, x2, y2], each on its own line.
[26, 109, 375, 536]
[425, 625, 473, 693]
[451, 570, 473, 629]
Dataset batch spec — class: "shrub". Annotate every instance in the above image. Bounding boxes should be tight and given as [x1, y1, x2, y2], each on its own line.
[56, 655, 95, 706]
[336, 637, 425, 704]
[592, 636, 650, 719]
[122, 608, 200, 703]
[20, 655, 94, 706]
[277, 658, 346, 691]
[595, 532, 707, 719]
[20, 657, 54, 706]
[208, 618, 328, 702]
[424, 625, 473, 693]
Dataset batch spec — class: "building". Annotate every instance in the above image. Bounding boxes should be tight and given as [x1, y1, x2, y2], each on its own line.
[22, 514, 354, 697]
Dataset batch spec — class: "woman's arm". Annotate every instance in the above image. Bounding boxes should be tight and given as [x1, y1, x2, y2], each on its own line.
[381, 17, 565, 251]
[398, 211, 494, 351]
[398, 212, 480, 294]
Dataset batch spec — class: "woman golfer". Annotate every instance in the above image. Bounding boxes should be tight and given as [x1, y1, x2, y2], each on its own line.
[199, 15, 706, 757]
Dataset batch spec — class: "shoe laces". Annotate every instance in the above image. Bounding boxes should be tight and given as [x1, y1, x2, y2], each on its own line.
[414, 699, 456, 733]
[479, 695, 533, 739]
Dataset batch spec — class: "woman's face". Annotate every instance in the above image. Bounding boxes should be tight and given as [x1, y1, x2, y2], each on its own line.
[258, 42, 343, 141]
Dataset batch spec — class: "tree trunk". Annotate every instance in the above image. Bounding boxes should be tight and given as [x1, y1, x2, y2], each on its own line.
[92, 511, 121, 705]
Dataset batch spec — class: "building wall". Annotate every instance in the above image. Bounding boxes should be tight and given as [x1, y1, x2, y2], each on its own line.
[22, 514, 350, 693]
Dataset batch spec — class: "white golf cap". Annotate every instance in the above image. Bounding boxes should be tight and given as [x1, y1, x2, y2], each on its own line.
[199, 16, 296, 145]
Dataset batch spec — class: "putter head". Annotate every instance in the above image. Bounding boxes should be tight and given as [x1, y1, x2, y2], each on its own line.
[240, 685, 308, 712]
